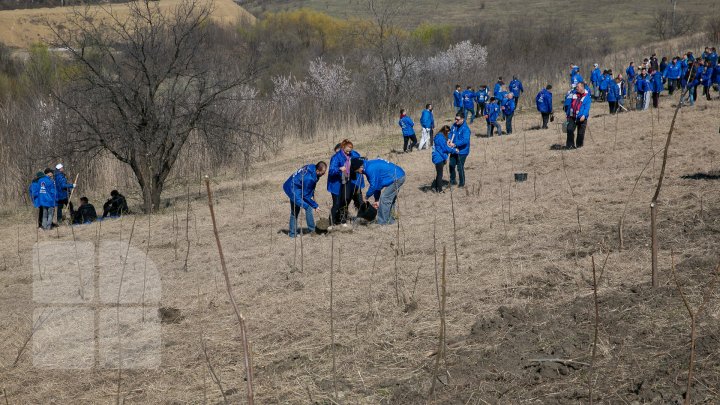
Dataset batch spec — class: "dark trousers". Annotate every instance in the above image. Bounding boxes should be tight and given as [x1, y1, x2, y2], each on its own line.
[652, 92, 660, 108]
[433, 162, 445, 192]
[505, 113, 514, 134]
[566, 119, 587, 149]
[541, 113, 550, 128]
[476, 102, 486, 117]
[703, 85, 712, 100]
[608, 101, 618, 114]
[330, 184, 361, 225]
[449, 154, 467, 187]
[691, 86, 698, 102]
[403, 135, 418, 152]
[37, 208, 43, 228]
[668, 79, 679, 95]
[56, 198, 68, 222]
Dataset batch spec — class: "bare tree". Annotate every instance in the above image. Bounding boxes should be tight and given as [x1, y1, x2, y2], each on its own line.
[51, 0, 260, 212]
[651, 9, 697, 39]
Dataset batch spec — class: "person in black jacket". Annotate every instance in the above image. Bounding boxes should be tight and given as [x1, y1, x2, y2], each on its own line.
[72, 197, 98, 224]
[102, 190, 129, 218]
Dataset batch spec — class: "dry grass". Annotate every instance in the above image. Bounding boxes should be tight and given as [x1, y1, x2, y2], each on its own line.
[1, 93, 720, 403]
[0, 0, 255, 49]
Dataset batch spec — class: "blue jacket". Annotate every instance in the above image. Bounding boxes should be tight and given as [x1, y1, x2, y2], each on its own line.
[398, 115, 415, 136]
[509, 79, 524, 97]
[475, 88, 489, 103]
[501, 97, 515, 115]
[570, 67, 583, 87]
[431, 134, 457, 165]
[485, 102, 500, 123]
[566, 90, 591, 120]
[449, 121, 470, 156]
[590, 68, 602, 85]
[635, 75, 650, 92]
[713, 66, 720, 85]
[626, 65, 636, 83]
[420, 109, 435, 129]
[29, 178, 41, 208]
[650, 72, 663, 92]
[606, 81, 620, 102]
[493, 82, 503, 96]
[54, 171, 74, 201]
[462, 90, 475, 109]
[709, 52, 719, 67]
[327, 150, 364, 196]
[600, 74, 614, 91]
[495, 91, 508, 105]
[664, 62, 682, 79]
[453, 90, 462, 108]
[283, 164, 320, 209]
[362, 159, 405, 200]
[700, 66, 713, 86]
[535, 89, 553, 113]
[37, 175, 57, 208]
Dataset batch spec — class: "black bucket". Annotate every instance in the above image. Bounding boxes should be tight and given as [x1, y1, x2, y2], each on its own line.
[357, 202, 377, 222]
[514, 172, 528, 182]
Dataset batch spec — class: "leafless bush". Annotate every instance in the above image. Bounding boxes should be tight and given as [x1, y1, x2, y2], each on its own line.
[651, 10, 698, 40]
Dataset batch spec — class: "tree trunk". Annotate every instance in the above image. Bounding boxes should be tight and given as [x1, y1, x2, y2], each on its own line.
[132, 158, 165, 214]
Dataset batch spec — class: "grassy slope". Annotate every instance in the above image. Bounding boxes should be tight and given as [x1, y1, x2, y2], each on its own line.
[1, 92, 720, 403]
[0, 0, 256, 49]
[241, 0, 712, 47]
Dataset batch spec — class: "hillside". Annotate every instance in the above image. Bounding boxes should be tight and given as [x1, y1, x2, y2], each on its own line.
[0, 0, 255, 49]
[1, 91, 720, 402]
[240, 0, 713, 47]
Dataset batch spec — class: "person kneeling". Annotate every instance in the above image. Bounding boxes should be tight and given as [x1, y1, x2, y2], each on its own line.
[103, 190, 130, 218]
[350, 158, 405, 226]
[72, 197, 98, 224]
[283, 162, 327, 237]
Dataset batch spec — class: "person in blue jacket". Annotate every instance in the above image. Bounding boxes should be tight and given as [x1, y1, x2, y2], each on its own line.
[419, 104, 435, 150]
[28, 171, 44, 228]
[701, 60, 713, 101]
[461, 86, 476, 123]
[398, 109, 418, 152]
[663, 57, 682, 95]
[484, 97, 502, 137]
[649, 68, 663, 108]
[453, 85, 462, 114]
[509, 76, 524, 106]
[598, 70, 610, 102]
[350, 158, 405, 225]
[709, 47, 718, 67]
[590, 64, 602, 99]
[536, 85, 553, 129]
[54, 163, 75, 224]
[448, 112, 471, 187]
[607, 75, 621, 114]
[570, 65, 583, 88]
[283, 162, 327, 237]
[431, 125, 459, 193]
[501, 93, 516, 135]
[493, 77, 504, 97]
[327, 140, 364, 227]
[475, 85, 489, 119]
[626, 62, 636, 100]
[38, 168, 57, 230]
[636, 69, 651, 110]
[565, 82, 591, 149]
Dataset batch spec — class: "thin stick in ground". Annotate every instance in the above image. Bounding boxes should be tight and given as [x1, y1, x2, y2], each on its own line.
[429, 244, 447, 396]
[204, 176, 254, 405]
[588, 255, 600, 405]
[329, 234, 338, 401]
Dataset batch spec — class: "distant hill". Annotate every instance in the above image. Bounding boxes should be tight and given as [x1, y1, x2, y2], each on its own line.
[238, 0, 713, 48]
[0, 0, 255, 49]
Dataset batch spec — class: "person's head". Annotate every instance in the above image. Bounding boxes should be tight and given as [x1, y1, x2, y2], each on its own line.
[80, 197, 89, 205]
[340, 139, 354, 155]
[466, 86, 472, 90]
[576, 82, 585, 93]
[651, 53, 656, 58]
[350, 158, 364, 174]
[661, 56, 667, 62]
[498, 76, 503, 82]
[110, 190, 119, 197]
[55, 163, 64, 172]
[455, 84, 460, 90]
[439, 125, 451, 136]
[426, 103, 432, 110]
[480, 85, 487, 90]
[615, 76, 622, 82]
[672, 57, 678, 62]
[593, 63, 599, 68]
[399, 108, 406, 116]
[713, 47, 717, 52]
[507, 93, 514, 99]
[333, 143, 342, 153]
[608, 69, 613, 75]
[512, 75, 517, 80]
[546, 84, 552, 90]
[315, 161, 327, 177]
[454, 112, 464, 125]
[629, 61, 635, 67]
[44, 168, 53, 177]
[705, 47, 710, 52]
[643, 58, 649, 63]
[489, 96, 496, 103]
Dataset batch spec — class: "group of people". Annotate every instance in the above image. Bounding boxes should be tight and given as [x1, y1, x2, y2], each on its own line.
[282, 140, 406, 237]
[28, 163, 129, 230]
